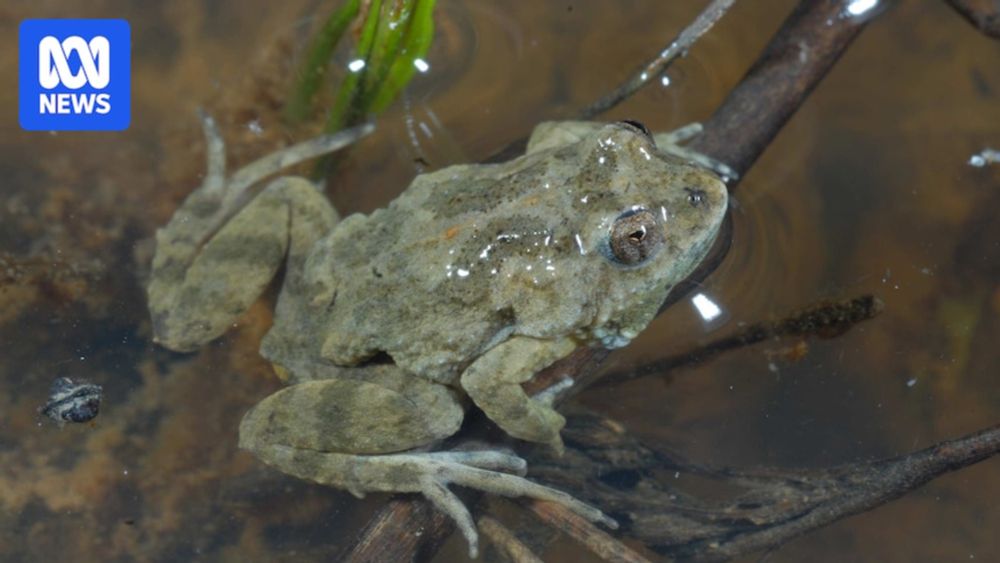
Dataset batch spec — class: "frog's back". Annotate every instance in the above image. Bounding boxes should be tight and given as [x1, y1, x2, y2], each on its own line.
[309, 149, 578, 383]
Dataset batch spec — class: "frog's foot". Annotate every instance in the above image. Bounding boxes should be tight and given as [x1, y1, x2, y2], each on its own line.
[653, 122, 739, 181]
[251, 444, 616, 558]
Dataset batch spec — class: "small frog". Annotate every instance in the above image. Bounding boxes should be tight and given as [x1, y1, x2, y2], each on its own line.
[147, 115, 727, 556]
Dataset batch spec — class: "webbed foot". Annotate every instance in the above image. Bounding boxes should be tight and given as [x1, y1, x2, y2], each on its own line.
[252, 444, 617, 558]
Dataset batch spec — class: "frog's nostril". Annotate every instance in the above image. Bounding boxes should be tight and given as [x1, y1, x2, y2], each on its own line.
[684, 187, 707, 207]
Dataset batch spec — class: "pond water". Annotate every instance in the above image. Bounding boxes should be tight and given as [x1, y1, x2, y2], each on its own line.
[1, 1, 998, 561]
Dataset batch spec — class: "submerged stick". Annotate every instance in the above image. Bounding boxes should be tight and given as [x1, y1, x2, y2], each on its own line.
[529, 412, 1000, 562]
[523, 500, 653, 563]
[599, 294, 884, 387]
[477, 516, 545, 563]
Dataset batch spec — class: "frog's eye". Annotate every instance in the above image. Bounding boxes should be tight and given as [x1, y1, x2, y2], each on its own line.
[609, 208, 664, 266]
[618, 119, 653, 140]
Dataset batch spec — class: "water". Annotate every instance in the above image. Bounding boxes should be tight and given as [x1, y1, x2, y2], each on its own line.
[1, 1, 998, 561]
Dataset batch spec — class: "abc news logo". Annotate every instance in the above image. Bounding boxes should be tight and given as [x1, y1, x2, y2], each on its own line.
[19, 19, 130, 131]
[38, 35, 112, 115]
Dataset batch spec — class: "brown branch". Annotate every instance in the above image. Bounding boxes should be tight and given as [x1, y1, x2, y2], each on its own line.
[478, 516, 545, 563]
[344, 498, 451, 563]
[689, 0, 886, 180]
[529, 412, 1000, 562]
[523, 500, 654, 563]
[343, 1, 892, 560]
[944, 0, 1000, 38]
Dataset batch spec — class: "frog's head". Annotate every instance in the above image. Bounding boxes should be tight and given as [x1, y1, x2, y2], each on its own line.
[570, 121, 729, 348]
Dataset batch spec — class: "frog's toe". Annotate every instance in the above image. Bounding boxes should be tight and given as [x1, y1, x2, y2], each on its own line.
[416, 452, 618, 530]
[425, 449, 528, 475]
[420, 478, 480, 558]
[242, 443, 615, 558]
[407, 451, 616, 557]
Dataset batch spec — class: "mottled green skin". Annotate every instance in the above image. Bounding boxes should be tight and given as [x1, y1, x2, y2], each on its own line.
[147, 120, 727, 556]
[263, 121, 727, 381]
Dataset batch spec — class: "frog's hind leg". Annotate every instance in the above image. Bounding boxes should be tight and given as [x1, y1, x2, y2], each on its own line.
[149, 177, 334, 351]
[238, 367, 616, 558]
[148, 114, 371, 352]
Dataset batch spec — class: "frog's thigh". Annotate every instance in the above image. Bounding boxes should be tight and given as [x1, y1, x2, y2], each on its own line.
[460, 336, 576, 451]
[149, 177, 335, 352]
[239, 372, 464, 457]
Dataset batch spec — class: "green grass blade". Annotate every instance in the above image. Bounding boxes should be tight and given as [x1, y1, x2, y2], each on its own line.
[325, 0, 383, 132]
[369, 0, 435, 113]
[284, 0, 361, 124]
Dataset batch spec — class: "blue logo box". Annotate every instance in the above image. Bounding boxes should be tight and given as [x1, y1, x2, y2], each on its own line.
[19, 19, 131, 131]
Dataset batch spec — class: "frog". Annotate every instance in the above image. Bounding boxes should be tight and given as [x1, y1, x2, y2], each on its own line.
[147, 113, 728, 557]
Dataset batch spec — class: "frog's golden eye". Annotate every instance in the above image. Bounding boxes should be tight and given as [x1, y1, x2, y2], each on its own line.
[609, 208, 664, 266]
[618, 119, 653, 140]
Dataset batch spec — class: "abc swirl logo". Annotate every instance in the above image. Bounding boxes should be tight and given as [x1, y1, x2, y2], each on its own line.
[19, 19, 131, 131]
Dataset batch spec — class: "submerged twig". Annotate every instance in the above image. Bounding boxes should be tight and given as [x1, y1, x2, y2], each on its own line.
[478, 516, 545, 563]
[579, 0, 738, 120]
[530, 412, 1000, 562]
[944, 0, 1000, 38]
[600, 294, 884, 387]
[523, 500, 653, 563]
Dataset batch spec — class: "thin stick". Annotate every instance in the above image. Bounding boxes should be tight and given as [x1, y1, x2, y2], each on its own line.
[599, 294, 883, 387]
[579, 0, 738, 120]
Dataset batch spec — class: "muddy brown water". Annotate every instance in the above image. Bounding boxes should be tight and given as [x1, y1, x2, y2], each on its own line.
[1, 1, 998, 561]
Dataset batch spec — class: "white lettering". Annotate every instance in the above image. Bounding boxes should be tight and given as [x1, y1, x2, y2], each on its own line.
[71, 92, 96, 113]
[39, 93, 57, 113]
[95, 93, 111, 114]
[38, 93, 113, 114]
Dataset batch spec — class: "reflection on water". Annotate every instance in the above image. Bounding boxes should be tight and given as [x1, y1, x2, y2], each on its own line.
[0, 1, 997, 561]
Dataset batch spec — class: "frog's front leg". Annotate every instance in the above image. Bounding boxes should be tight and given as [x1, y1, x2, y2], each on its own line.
[238, 365, 615, 558]
[147, 115, 370, 352]
[653, 123, 739, 180]
[460, 336, 578, 453]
